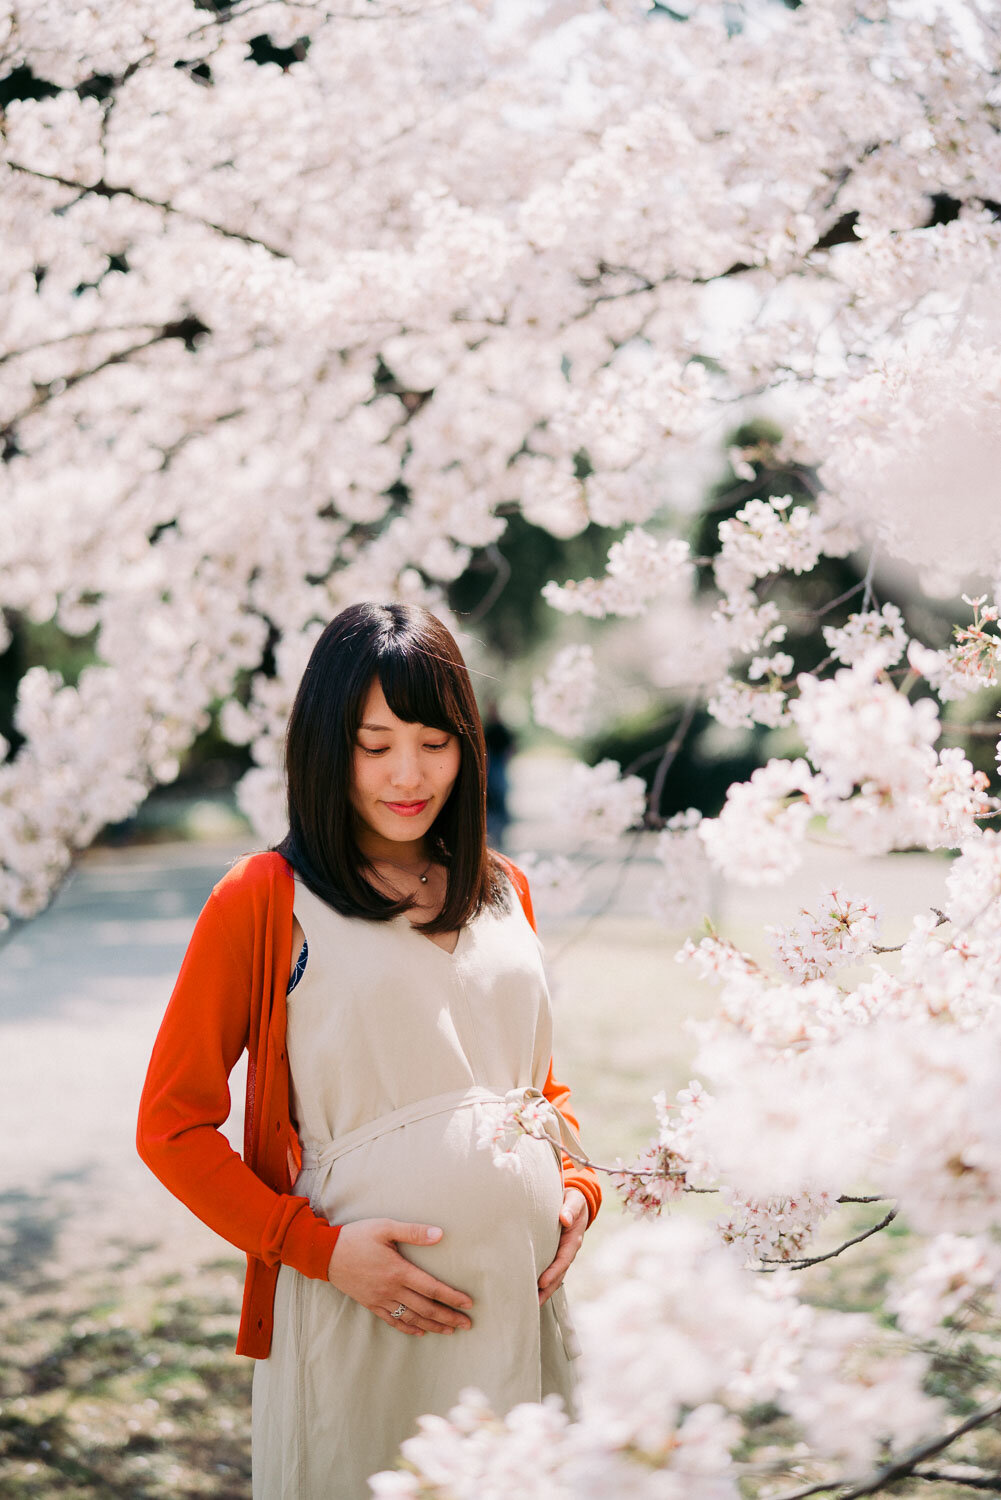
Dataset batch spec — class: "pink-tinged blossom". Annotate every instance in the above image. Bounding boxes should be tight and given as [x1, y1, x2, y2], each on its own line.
[836, 1018, 1001, 1236]
[476, 1093, 559, 1174]
[711, 593, 787, 656]
[697, 758, 820, 884]
[906, 639, 982, 703]
[713, 497, 825, 598]
[785, 1316, 945, 1471]
[748, 652, 794, 680]
[688, 1041, 870, 1201]
[768, 889, 880, 980]
[649, 810, 713, 931]
[706, 675, 790, 730]
[611, 1080, 715, 1216]
[564, 759, 647, 844]
[531, 644, 597, 737]
[805, 345, 1001, 585]
[888, 1232, 1001, 1337]
[790, 658, 940, 803]
[676, 932, 762, 986]
[822, 603, 908, 669]
[575, 1219, 800, 1448]
[789, 660, 995, 854]
[944, 831, 1001, 933]
[542, 528, 692, 619]
[716, 1187, 836, 1264]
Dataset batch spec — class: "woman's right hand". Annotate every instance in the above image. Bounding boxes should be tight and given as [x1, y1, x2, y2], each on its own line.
[326, 1219, 474, 1336]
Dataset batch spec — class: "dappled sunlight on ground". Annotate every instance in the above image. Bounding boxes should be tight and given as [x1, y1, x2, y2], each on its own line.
[0, 763, 967, 1494]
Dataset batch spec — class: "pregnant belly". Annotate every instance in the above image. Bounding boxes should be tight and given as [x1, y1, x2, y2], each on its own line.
[296, 1102, 566, 1290]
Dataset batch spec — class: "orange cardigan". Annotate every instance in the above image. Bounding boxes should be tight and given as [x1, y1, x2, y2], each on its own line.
[136, 849, 601, 1358]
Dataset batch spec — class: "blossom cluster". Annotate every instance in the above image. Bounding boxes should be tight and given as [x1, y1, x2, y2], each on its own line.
[767, 889, 880, 981]
[4, 0, 1001, 916]
[531, 644, 597, 738]
[562, 760, 647, 845]
[475, 1093, 560, 1174]
[697, 655, 997, 886]
[542, 529, 693, 620]
[370, 1218, 945, 1495]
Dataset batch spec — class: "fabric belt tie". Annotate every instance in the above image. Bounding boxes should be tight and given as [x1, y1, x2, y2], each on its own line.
[298, 1084, 583, 1173]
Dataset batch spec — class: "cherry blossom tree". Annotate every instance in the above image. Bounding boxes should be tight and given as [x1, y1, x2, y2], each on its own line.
[3, 0, 1001, 1492]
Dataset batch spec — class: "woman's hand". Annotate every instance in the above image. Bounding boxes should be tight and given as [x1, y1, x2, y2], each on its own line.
[538, 1188, 588, 1306]
[326, 1218, 474, 1336]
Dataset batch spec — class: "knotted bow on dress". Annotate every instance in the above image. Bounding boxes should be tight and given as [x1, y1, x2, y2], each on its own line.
[299, 1083, 584, 1179]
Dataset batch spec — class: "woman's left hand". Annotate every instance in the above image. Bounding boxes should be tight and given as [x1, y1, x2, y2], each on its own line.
[538, 1188, 588, 1306]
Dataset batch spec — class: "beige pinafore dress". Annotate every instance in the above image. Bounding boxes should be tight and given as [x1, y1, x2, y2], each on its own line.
[251, 872, 582, 1500]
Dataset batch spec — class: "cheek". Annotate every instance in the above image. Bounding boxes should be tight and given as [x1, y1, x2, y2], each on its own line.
[350, 752, 378, 800]
[441, 745, 462, 788]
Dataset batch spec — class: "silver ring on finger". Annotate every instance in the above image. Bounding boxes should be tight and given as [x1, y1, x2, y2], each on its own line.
[391, 1303, 408, 1319]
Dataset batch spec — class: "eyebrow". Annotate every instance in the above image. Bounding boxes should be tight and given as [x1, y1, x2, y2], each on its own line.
[358, 721, 441, 731]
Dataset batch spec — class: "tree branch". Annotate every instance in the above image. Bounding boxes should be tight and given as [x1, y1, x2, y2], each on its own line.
[772, 1394, 1001, 1500]
[5, 161, 291, 258]
[911, 1469, 1001, 1491]
[871, 909, 947, 953]
[646, 696, 699, 829]
[0, 323, 163, 367]
[756, 1208, 898, 1272]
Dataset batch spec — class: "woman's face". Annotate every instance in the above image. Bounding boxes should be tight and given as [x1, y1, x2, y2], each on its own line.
[349, 675, 462, 852]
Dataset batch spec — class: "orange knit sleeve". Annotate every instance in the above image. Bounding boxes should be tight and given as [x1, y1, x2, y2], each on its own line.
[136, 881, 341, 1281]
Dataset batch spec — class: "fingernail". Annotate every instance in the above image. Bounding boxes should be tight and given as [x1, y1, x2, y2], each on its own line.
[427, 1227, 443, 1241]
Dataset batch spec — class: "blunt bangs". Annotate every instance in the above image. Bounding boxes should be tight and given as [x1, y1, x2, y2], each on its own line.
[371, 645, 472, 742]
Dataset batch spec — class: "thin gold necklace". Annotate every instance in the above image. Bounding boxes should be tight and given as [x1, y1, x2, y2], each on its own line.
[370, 853, 433, 885]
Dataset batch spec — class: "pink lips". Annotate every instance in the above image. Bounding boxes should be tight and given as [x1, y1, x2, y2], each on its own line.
[384, 799, 429, 817]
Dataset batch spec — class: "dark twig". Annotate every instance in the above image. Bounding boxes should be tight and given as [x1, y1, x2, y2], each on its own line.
[871, 909, 948, 953]
[860, 552, 878, 612]
[545, 824, 648, 967]
[6, 161, 291, 258]
[942, 720, 1001, 738]
[463, 543, 511, 624]
[911, 1470, 1001, 1491]
[772, 1395, 1001, 1499]
[647, 696, 699, 829]
[756, 1208, 898, 1271]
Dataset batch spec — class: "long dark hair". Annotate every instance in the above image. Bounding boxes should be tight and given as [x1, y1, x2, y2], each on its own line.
[275, 602, 510, 933]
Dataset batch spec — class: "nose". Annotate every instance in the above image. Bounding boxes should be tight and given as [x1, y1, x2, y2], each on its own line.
[388, 751, 423, 791]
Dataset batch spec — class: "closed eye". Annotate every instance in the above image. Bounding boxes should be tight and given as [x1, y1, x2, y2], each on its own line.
[360, 741, 451, 755]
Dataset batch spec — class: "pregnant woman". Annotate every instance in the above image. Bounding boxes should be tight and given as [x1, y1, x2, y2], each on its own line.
[137, 601, 601, 1499]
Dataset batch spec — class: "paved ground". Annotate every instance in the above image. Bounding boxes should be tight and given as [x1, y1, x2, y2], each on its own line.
[0, 750, 953, 1294]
